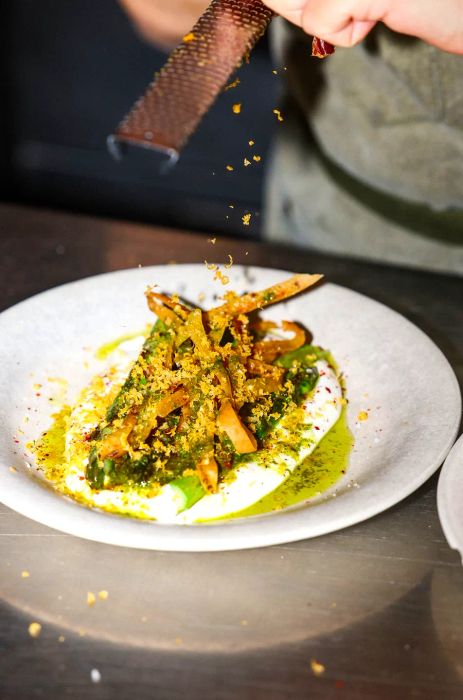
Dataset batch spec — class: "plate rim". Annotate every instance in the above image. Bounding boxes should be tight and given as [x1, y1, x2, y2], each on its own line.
[437, 433, 463, 560]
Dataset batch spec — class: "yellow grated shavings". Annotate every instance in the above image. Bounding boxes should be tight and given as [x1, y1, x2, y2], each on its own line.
[310, 659, 326, 676]
[224, 77, 240, 91]
[28, 622, 42, 638]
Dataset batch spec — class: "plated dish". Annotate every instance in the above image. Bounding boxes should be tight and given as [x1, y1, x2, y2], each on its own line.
[0, 265, 460, 551]
[32, 273, 346, 524]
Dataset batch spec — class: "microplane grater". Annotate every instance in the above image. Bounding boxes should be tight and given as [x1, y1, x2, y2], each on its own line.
[109, 0, 273, 161]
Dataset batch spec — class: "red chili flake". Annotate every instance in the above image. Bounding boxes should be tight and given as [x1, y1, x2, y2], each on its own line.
[312, 37, 335, 58]
[13, 439, 20, 444]
[35, 393, 41, 397]
[314, 426, 320, 431]
[325, 387, 332, 393]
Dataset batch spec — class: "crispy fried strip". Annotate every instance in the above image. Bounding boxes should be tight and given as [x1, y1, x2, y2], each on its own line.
[196, 454, 219, 494]
[157, 387, 189, 418]
[145, 293, 178, 324]
[207, 274, 323, 320]
[217, 400, 257, 454]
[215, 364, 233, 399]
[149, 290, 190, 319]
[98, 414, 138, 460]
[176, 309, 211, 354]
[254, 321, 306, 363]
[247, 358, 285, 379]
[130, 387, 189, 444]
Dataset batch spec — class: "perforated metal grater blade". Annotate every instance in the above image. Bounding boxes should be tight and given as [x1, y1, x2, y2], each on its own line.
[108, 0, 273, 162]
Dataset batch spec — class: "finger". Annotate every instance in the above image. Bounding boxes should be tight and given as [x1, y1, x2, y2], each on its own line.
[263, 0, 305, 28]
[300, 0, 386, 44]
[303, 14, 377, 47]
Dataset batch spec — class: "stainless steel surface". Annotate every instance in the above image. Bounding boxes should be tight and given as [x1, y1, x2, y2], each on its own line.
[0, 204, 462, 699]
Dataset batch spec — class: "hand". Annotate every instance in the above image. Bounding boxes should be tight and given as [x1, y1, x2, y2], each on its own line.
[120, 0, 209, 48]
[261, 0, 463, 54]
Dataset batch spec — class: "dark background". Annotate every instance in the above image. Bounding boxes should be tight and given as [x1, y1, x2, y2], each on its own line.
[0, 0, 279, 237]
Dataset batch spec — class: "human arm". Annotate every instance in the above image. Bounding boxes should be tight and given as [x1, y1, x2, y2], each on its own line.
[261, 0, 463, 54]
[119, 0, 209, 48]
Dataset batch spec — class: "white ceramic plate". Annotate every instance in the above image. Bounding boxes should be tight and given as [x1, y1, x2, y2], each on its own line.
[437, 434, 463, 562]
[0, 265, 460, 551]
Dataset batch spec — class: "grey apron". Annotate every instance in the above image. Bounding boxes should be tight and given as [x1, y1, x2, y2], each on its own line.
[265, 20, 463, 274]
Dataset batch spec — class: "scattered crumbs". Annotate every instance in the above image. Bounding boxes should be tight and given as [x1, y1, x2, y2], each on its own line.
[98, 590, 109, 601]
[244, 158, 251, 167]
[208, 237, 217, 244]
[226, 165, 234, 172]
[242, 213, 252, 226]
[21, 570, 30, 578]
[272, 69, 278, 75]
[183, 32, 195, 42]
[248, 140, 255, 146]
[205, 260, 218, 271]
[33, 384, 42, 390]
[58, 635, 65, 643]
[245, 251, 249, 256]
[273, 109, 284, 122]
[198, 292, 206, 303]
[224, 77, 240, 91]
[28, 622, 42, 638]
[214, 269, 229, 286]
[224, 255, 233, 269]
[9, 466, 17, 473]
[357, 410, 369, 422]
[232, 103, 242, 114]
[87, 591, 96, 607]
[253, 155, 261, 162]
[240, 619, 248, 626]
[229, 204, 235, 209]
[175, 637, 183, 646]
[90, 669, 102, 684]
[310, 659, 325, 676]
